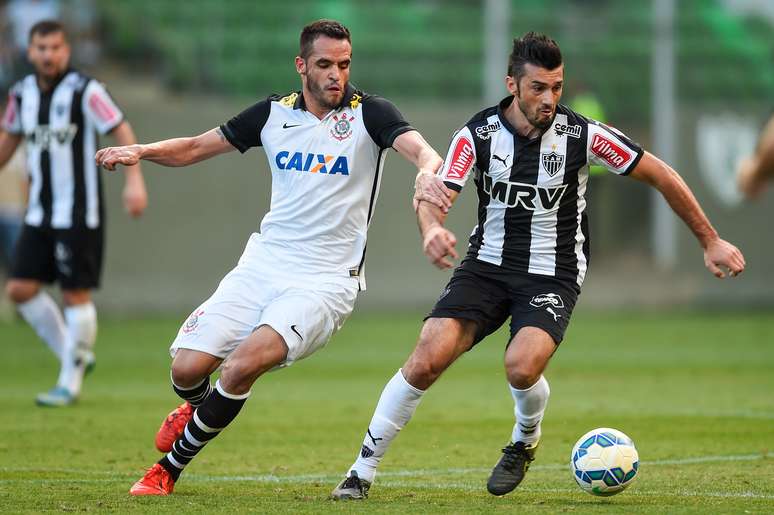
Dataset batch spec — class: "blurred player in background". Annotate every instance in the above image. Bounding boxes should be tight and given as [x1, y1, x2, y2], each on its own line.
[0, 20, 147, 406]
[737, 113, 774, 199]
[96, 19, 447, 496]
[331, 32, 746, 500]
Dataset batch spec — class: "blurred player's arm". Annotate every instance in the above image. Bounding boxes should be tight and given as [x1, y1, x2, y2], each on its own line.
[109, 121, 148, 218]
[629, 151, 746, 278]
[0, 130, 22, 170]
[96, 127, 235, 170]
[392, 131, 451, 212]
[737, 114, 774, 199]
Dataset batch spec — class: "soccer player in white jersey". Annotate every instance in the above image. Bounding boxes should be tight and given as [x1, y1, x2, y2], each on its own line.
[331, 32, 746, 500]
[0, 21, 147, 407]
[96, 20, 447, 496]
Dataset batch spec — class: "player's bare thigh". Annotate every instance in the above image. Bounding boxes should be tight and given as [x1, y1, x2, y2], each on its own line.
[171, 349, 223, 388]
[504, 326, 557, 389]
[402, 317, 478, 390]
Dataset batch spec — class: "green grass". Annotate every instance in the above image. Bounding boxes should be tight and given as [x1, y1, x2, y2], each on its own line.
[2, 311, 773, 513]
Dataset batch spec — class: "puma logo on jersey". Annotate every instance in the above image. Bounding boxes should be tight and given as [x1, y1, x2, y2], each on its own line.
[275, 151, 349, 175]
[482, 174, 567, 210]
[491, 153, 510, 167]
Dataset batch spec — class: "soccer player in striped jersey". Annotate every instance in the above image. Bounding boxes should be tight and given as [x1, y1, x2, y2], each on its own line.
[331, 32, 746, 500]
[0, 21, 147, 407]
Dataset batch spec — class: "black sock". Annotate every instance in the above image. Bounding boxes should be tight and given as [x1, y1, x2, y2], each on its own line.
[172, 375, 213, 407]
[159, 380, 249, 481]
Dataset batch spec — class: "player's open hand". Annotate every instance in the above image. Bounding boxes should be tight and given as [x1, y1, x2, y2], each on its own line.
[95, 144, 142, 171]
[423, 225, 458, 269]
[704, 237, 745, 279]
[414, 171, 452, 213]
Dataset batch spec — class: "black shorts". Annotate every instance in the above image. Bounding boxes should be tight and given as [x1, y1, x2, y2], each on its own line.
[10, 224, 104, 290]
[427, 259, 579, 346]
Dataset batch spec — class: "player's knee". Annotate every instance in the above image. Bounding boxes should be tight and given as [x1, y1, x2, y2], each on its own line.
[219, 357, 261, 395]
[170, 361, 209, 389]
[5, 281, 38, 304]
[403, 346, 447, 389]
[506, 365, 541, 390]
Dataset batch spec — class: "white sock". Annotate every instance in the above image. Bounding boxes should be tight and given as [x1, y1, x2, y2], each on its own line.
[350, 369, 425, 483]
[510, 375, 550, 446]
[17, 292, 67, 361]
[57, 302, 97, 395]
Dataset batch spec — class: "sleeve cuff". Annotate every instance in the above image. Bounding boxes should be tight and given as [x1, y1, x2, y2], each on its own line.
[444, 181, 463, 192]
[385, 125, 416, 149]
[220, 123, 248, 154]
[621, 150, 644, 176]
[103, 116, 125, 135]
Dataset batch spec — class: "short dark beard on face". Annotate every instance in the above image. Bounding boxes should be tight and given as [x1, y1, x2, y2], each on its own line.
[307, 78, 340, 110]
[516, 96, 551, 130]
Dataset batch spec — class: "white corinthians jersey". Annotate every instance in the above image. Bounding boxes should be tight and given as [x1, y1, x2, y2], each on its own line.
[220, 85, 414, 290]
[440, 99, 644, 288]
[2, 70, 124, 229]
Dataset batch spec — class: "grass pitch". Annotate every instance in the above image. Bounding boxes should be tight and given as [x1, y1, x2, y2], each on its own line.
[2, 310, 773, 513]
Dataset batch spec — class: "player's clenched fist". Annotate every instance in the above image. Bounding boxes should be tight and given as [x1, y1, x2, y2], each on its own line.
[423, 225, 458, 269]
[703, 237, 746, 279]
[95, 144, 143, 171]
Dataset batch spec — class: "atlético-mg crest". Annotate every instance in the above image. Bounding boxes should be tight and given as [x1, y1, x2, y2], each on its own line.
[541, 151, 564, 177]
[330, 113, 355, 141]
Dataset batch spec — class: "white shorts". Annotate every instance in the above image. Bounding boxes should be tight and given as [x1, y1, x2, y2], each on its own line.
[170, 235, 359, 366]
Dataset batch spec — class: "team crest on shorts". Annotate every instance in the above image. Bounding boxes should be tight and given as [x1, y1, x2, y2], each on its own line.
[330, 113, 355, 141]
[529, 293, 564, 308]
[183, 309, 204, 334]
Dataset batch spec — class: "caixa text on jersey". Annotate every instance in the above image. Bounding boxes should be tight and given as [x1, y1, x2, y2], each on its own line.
[275, 151, 349, 175]
[482, 174, 567, 211]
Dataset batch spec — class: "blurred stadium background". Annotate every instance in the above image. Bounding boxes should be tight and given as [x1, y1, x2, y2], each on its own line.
[1, 0, 773, 314]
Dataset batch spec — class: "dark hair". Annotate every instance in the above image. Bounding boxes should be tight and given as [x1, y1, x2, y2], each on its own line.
[299, 19, 351, 59]
[29, 20, 67, 43]
[508, 32, 562, 80]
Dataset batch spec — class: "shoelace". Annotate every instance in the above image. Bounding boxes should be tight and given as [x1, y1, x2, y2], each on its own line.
[499, 443, 529, 471]
[341, 475, 363, 491]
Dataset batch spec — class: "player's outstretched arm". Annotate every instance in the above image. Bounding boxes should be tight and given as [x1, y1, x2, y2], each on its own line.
[110, 120, 147, 218]
[629, 151, 746, 279]
[392, 131, 451, 212]
[95, 127, 235, 171]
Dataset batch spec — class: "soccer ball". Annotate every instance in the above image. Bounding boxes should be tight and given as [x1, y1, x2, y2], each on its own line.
[570, 427, 639, 496]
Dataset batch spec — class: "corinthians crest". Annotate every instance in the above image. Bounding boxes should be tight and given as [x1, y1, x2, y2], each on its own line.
[541, 151, 564, 177]
[330, 113, 355, 141]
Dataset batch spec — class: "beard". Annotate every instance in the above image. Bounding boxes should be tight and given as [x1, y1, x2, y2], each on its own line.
[516, 95, 554, 130]
[307, 78, 343, 110]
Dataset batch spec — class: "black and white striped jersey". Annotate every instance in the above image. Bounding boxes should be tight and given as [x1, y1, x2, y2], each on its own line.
[2, 69, 124, 229]
[439, 98, 643, 288]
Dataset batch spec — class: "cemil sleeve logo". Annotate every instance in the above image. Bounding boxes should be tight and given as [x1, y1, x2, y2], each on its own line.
[445, 136, 475, 180]
[590, 133, 631, 169]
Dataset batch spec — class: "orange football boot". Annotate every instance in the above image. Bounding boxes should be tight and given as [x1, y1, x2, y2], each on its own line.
[129, 463, 175, 496]
[155, 402, 194, 452]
